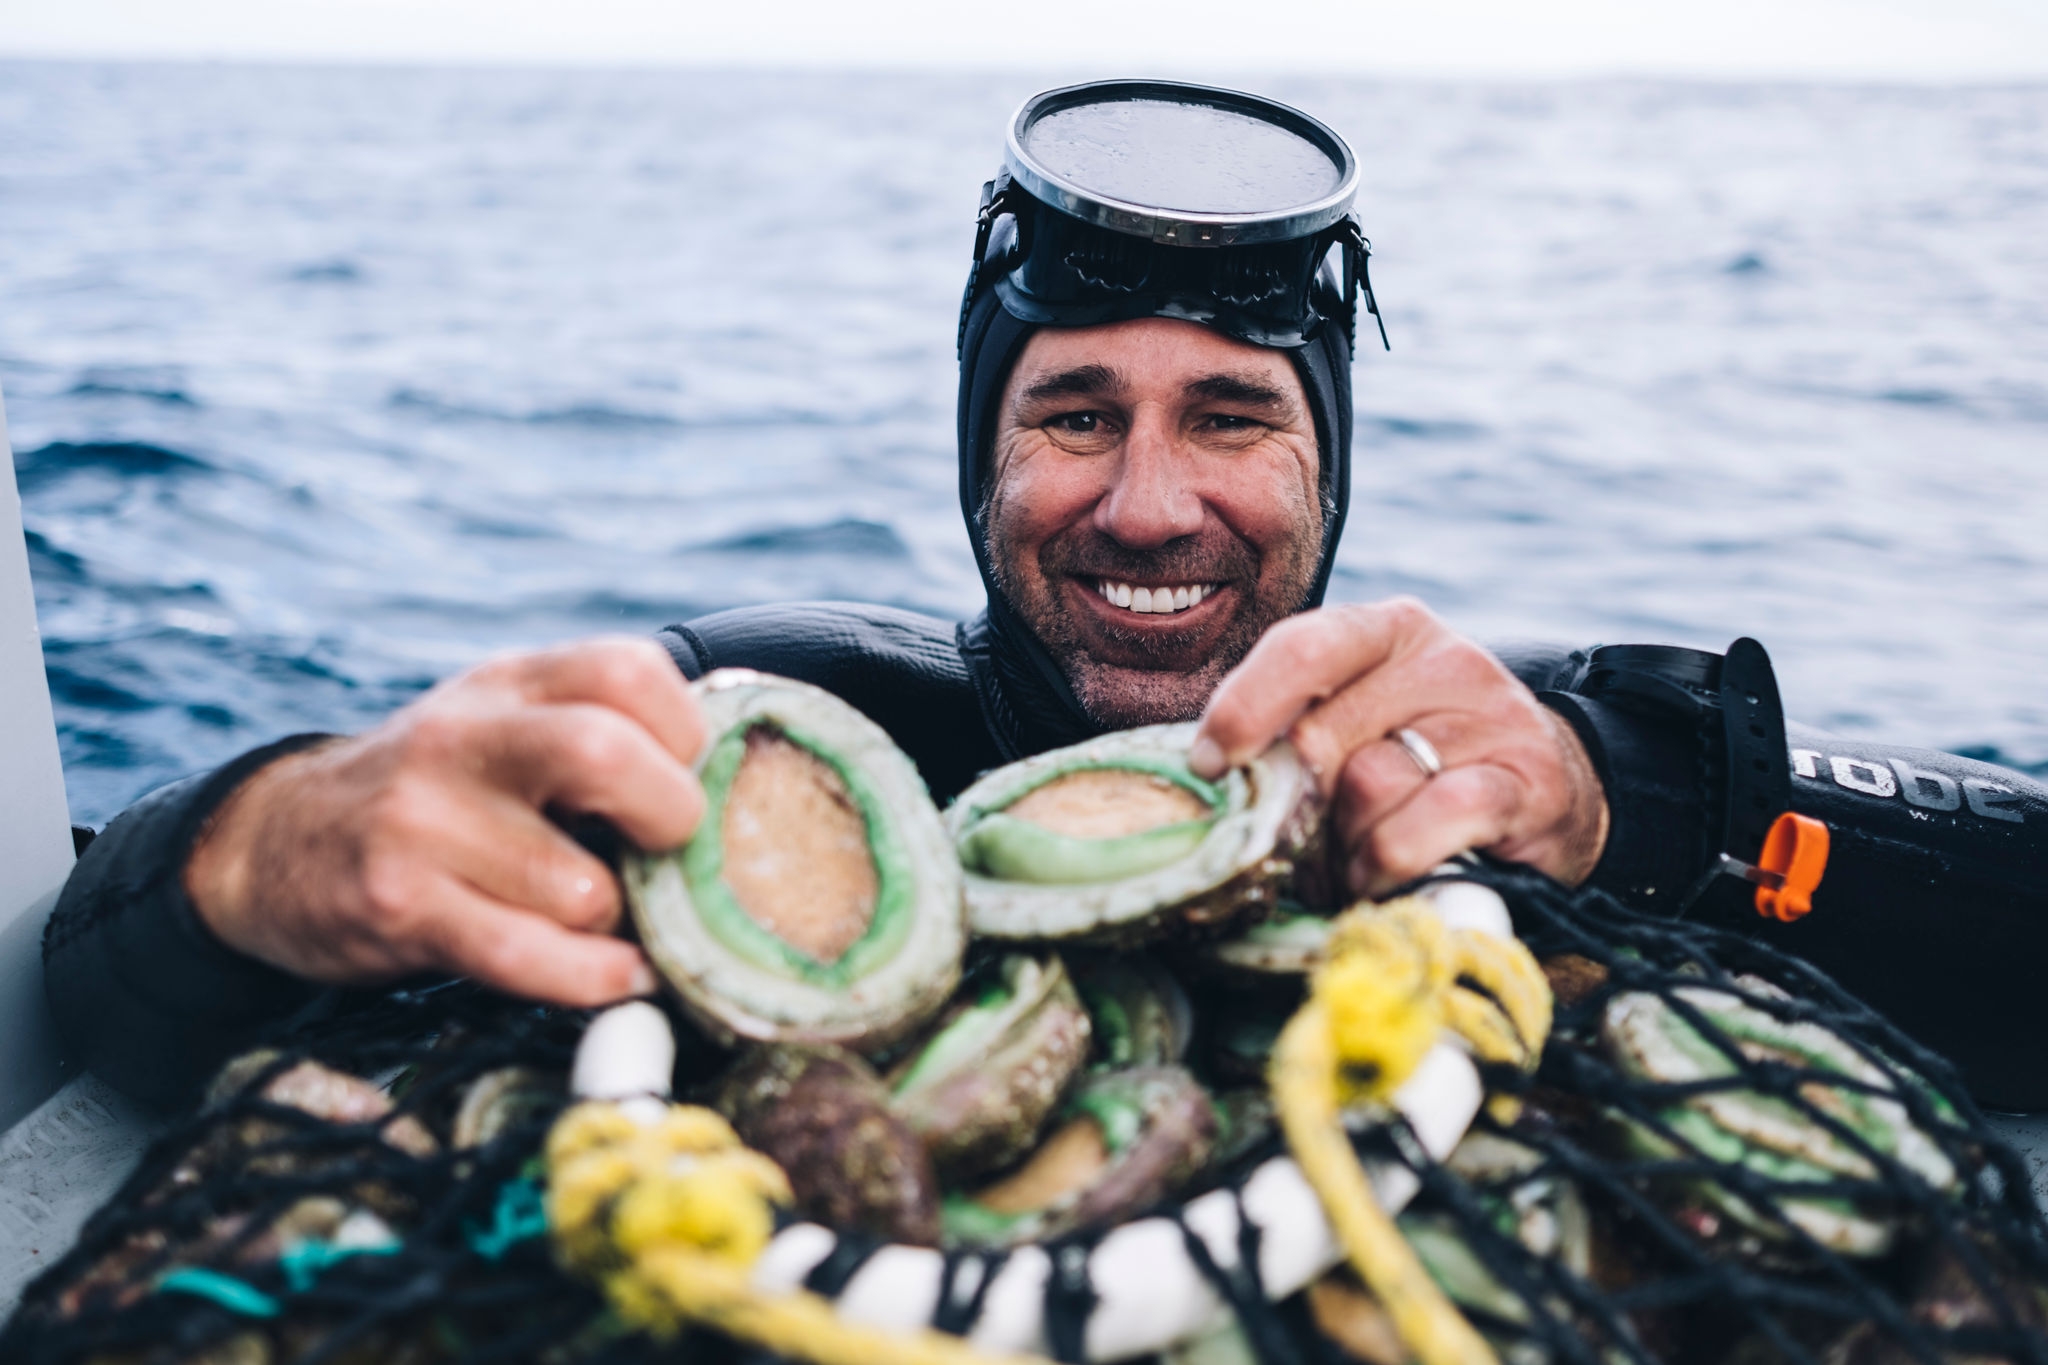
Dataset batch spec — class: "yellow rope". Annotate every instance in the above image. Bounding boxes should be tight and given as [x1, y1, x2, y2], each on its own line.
[1443, 926, 1552, 1072]
[545, 1099, 1051, 1365]
[1271, 894, 1554, 1365]
[1441, 922, 1554, 1125]
[1317, 900, 1452, 1100]
[545, 887, 1551, 1365]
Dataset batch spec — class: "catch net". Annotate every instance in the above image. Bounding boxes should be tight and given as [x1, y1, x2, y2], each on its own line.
[0, 984, 645, 1365]
[1345, 863, 2048, 1365]
[7, 862, 2047, 1365]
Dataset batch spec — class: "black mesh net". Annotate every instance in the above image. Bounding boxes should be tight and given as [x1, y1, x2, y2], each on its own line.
[1361, 862, 2048, 1365]
[0, 985, 632, 1365]
[7, 864, 2046, 1365]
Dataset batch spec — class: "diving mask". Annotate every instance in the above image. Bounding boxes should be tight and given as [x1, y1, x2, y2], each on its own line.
[960, 79, 1387, 355]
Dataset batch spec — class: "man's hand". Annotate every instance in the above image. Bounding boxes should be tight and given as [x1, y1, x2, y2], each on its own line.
[1191, 599, 1608, 898]
[185, 637, 705, 1007]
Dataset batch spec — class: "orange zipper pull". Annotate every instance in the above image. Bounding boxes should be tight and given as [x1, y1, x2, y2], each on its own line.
[1753, 811, 1831, 923]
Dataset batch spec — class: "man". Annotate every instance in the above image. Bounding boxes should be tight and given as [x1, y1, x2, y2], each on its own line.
[43, 81, 2048, 1112]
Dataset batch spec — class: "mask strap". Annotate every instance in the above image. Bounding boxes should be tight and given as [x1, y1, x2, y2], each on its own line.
[958, 172, 1020, 358]
[1337, 215, 1391, 354]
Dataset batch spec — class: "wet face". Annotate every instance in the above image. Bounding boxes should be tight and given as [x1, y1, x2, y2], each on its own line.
[985, 317, 1325, 729]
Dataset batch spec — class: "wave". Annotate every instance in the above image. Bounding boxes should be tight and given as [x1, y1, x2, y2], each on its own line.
[451, 513, 562, 541]
[66, 380, 199, 407]
[288, 259, 363, 284]
[57, 724, 149, 775]
[45, 663, 153, 713]
[387, 387, 683, 430]
[14, 440, 213, 488]
[1876, 387, 1964, 409]
[695, 518, 911, 559]
[384, 387, 880, 431]
[44, 628, 429, 821]
[571, 589, 716, 623]
[522, 403, 685, 430]
[23, 529, 89, 584]
[1359, 414, 1490, 442]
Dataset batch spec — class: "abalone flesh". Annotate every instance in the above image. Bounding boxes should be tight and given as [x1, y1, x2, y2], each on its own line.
[624, 669, 966, 1051]
[948, 723, 1319, 944]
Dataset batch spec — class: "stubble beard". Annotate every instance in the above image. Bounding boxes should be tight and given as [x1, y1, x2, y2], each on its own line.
[986, 502, 1324, 731]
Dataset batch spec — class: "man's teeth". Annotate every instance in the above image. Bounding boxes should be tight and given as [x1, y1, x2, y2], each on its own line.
[1095, 580, 1214, 614]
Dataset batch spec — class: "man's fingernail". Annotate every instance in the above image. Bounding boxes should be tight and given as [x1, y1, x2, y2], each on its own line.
[1189, 736, 1225, 778]
[628, 961, 659, 997]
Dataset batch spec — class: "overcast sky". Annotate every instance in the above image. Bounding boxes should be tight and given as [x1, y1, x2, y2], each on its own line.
[3, 0, 2045, 78]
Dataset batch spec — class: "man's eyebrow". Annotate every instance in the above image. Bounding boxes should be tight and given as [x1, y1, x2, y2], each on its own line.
[1016, 364, 1122, 406]
[1185, 372, 1292, 408]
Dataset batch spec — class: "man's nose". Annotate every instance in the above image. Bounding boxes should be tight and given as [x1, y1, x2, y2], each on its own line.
[1094, 409, 1204, 549]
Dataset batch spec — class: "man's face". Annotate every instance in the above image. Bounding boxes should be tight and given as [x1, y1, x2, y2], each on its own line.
[986, 317, 1326, 729]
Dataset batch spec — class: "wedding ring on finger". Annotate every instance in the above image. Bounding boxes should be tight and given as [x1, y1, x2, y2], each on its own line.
[1394, 726, 1443, 779]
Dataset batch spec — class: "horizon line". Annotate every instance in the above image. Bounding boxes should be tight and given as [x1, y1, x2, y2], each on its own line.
[3, 51, 2046, 86]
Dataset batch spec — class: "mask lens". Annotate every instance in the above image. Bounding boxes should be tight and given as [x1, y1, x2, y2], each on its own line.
[1022, 98, 1347, 219]
[1006, 80, 1357, 246]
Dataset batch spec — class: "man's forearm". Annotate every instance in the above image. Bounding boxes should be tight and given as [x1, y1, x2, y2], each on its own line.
[1550, 681, 2048, 1109]
[43, 636, 699, 1109]
[42, 735, 333, 1109]
[1757, 724, 2048, 1109]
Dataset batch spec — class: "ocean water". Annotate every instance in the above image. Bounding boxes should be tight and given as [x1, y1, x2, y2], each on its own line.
[0, 63, 2042, 828]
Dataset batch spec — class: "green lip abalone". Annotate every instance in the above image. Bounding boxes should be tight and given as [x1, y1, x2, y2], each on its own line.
[885, 951, 1092, 1180]
[1601, 975, 1960, 1255]
[1200, 901, 1335, 977]
[716, 1044, 942, 1245]
[1068, 952, 1194, 1068]
[947, 722, 1320, 944]
[940, 1064, 1219, 1248]
[623, 669, 965, 1052]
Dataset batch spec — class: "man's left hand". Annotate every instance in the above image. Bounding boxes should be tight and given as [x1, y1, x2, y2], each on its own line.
[1190, 598, 1609, 898]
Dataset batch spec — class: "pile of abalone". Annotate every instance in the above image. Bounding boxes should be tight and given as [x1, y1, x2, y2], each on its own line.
[12, 667, 2047, 1365]
[599, 670, 2048, 1364]
[622, 669, 1325, 1261]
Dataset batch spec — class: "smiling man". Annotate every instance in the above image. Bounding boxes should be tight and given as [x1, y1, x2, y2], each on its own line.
[42, 80, 2048, 1111]
[989, 327, 1326, 729]
[978, 317, 1608, 895]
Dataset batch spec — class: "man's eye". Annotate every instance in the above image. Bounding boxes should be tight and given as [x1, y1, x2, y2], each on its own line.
[1051, 412, 1103, 433]
[1206, 414, 1259, 432]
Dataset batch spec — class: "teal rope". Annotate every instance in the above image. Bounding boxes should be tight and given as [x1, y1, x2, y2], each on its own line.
[278, 1237, 400, 1293]
[467, 1176, 548, 1262]
[156, 1268, 280, 1319]
[153, 1175, 544, 1323]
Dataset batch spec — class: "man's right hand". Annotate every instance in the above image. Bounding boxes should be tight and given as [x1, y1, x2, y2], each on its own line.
[183, 637, 705, 1007]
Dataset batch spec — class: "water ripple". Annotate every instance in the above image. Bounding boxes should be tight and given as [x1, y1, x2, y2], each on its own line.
[14, 440, 212, 488]
[697, 518, 913, 559]
[0, 64, 2041, 824]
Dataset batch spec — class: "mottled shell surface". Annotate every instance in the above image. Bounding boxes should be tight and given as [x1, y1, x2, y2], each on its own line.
[717, 1044, 942, 1246]
[1068, 952, 1194, 1068]
[1601, 977, 1958, 1255]
[946, 1064, 1217, 1247]
[887, 953, 1093, 1180]
[1200, 906, 1335, 977]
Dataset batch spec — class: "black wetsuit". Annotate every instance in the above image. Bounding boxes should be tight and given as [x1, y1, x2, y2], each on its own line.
[41, 598, 2048, 1113]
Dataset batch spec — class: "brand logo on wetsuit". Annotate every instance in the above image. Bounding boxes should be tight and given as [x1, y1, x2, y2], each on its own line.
[1790, 750, 2024, 823]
